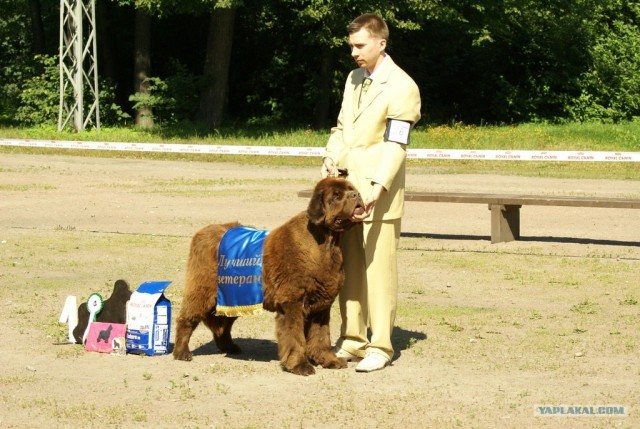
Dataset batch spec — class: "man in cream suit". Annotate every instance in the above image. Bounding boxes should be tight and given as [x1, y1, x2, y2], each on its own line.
[321, 13, 421, 372]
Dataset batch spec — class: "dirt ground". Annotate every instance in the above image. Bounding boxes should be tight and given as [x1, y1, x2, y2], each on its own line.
[1, 153, 638, 428]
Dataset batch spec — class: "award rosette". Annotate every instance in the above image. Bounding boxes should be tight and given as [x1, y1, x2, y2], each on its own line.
[81, 292, 104, 344]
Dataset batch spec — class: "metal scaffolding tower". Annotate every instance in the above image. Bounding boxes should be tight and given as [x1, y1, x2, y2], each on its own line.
[58, 0, 100, 132]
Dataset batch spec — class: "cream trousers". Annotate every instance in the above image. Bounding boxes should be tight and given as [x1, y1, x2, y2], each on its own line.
[337, 218, 401, 360]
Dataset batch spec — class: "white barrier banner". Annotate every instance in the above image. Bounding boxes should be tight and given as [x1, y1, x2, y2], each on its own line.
[1, 138, 638, 162]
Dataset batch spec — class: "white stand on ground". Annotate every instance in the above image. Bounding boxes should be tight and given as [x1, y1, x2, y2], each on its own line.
[58, 295, 78, 343]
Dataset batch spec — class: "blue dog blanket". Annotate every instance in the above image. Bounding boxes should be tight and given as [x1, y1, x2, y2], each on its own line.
[216, 226, 268, 317]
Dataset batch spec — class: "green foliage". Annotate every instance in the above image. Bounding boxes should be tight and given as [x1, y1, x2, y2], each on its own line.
[100, 81, 132, 126]
[15, 55, 59, 126]
[417, 0, 595, 123]
[2, 0, 640, 127]
[16, 55, 128, 128]
[129, 60, 202, 125]
[568, 5, 640, 122]
[129, 77, 170, 120]
[0, 1, 33, 124]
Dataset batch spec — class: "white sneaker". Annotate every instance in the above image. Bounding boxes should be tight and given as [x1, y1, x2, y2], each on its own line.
[355, 351, 390, 372]
[334, 347, 363, 362]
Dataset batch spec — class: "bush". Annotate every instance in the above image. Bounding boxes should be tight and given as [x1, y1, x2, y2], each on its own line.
[129, 60, 203, 126]
[568, 18, 640, 122]
[15, 55, 59, 126]
[16, 55, 129, 129]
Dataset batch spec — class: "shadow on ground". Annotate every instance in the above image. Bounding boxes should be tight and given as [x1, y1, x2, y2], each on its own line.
[182, 326, 429, 364]
[402, 231, 640, 247]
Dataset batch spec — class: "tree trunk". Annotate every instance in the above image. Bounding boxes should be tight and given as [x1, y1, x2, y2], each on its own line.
[133, 8, 153, 128]
[29, 0, 45, 55]
[313, 45, 333, 129]
[197, 7, 236, 129]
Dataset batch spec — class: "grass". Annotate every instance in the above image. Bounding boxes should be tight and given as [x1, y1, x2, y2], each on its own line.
[620, 295, 638, 306]
[135, 177, 313, 199]
[1, 122, 639, 179]
[1, 121, 639, 150]
[570, 299, 599, 315]
[0, 183, 56, 191]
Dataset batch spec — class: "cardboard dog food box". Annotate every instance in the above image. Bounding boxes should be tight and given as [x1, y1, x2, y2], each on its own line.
[126, 280, 172, 355]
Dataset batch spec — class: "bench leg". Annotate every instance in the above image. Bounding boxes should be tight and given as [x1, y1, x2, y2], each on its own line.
[490, 204, 521, 243]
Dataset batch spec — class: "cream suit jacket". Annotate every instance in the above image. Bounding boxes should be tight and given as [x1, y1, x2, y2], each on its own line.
[324, 56, 421, 220]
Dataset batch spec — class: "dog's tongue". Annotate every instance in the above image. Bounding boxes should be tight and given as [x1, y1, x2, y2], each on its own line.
[353, 207, 365, 216]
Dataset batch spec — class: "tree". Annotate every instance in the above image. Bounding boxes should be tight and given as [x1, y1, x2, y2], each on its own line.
[197, 3, 238, 129]
[114, 0, 166, 128]
[231, 0, 431, 128]
[2, 0, 640, 128]
[29, 0, 46, 55]
[569, 0, 640, 122]
[133, 7, 153, 127]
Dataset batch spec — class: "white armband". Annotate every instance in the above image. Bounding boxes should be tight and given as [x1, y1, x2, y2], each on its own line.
[384, 119, 412, 145]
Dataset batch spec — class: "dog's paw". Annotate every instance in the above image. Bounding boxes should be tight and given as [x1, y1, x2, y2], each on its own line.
[173, 349, 193, 361]
[322, 357, 348, 369]
[286, 361, 316, 376]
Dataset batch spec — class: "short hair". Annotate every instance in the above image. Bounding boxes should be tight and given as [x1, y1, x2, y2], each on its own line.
[347, 13, 389, 41]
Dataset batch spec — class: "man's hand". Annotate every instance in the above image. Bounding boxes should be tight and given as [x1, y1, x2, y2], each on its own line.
[351, 182, 384, 221]
[321, 157, 335, 178]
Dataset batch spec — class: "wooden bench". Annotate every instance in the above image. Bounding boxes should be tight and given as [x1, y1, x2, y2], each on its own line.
[298, 190, 640, 243]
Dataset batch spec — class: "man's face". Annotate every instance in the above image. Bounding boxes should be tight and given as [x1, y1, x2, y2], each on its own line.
[348, 28, 386, 73]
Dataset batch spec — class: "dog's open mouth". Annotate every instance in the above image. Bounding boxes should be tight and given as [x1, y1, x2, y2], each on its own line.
[335, 203, 365, 226]
[352, 204, 365, 217]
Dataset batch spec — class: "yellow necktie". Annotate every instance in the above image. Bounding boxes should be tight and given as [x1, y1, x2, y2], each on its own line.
[359, 77, 372, 107]
[362, 77, 372, 94]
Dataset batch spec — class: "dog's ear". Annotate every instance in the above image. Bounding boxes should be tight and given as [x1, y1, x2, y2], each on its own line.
[306, 187, 326, 225]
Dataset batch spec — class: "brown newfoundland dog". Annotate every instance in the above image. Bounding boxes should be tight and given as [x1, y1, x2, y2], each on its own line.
[172, 177, 364, 375]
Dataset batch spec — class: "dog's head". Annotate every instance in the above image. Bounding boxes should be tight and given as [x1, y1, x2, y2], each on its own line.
[307, 177, 365, 231]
